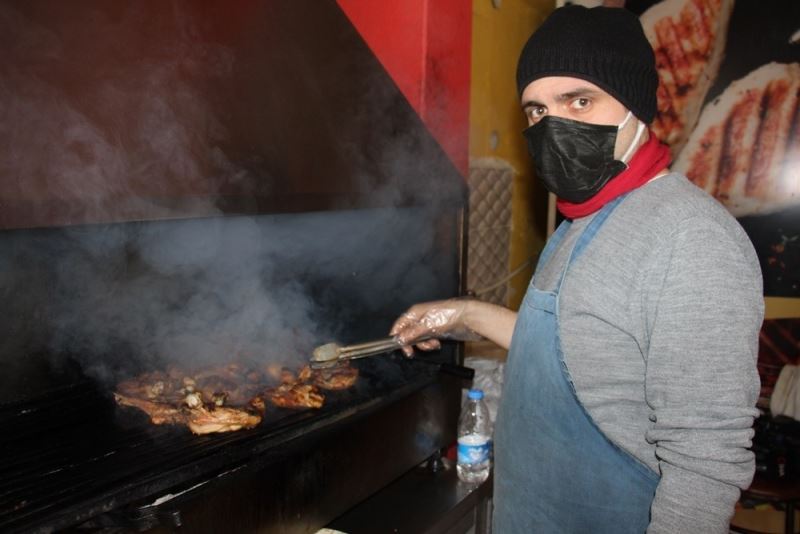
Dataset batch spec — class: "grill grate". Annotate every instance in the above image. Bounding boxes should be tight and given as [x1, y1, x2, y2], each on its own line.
[0, 357, 438, 533]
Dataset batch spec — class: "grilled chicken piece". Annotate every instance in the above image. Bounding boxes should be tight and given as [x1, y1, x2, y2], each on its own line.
[116, 372, 183, 402]
[195, 375, 237, 393]
[264, 363, 284, 382]
[184, 391, 203, 408]
[249, 395, 267, 414]
[641, 0, 734, 155]
[185, 405, 262, 435]
[279, 368, 297, 384]
[268, 383, 325, 409]
[673, 62, 800, 216]
[297, 365, 313, 382]
[194, 372, 261, 405]
[299, 364, 359, 391]
[193, 363, 246, 382]
[114, 392, 187, 425]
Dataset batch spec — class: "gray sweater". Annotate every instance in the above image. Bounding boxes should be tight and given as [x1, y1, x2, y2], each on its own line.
[534, 173, 763, 533]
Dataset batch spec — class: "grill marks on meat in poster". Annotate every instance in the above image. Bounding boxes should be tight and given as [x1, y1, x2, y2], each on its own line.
[747, 81, 792, 198]
[786, 85, 800, 191]
[716, 89, 758, 202]
[114, 362, 358, 434]
[674, 63, 800, 217]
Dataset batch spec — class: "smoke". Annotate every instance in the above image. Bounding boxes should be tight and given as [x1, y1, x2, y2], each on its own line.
[48, 218, 319, 380]
[0, 206, 442, 394]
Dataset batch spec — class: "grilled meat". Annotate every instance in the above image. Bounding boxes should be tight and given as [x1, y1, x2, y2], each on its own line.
[267, 383, 325, 409]
[279, 367, 298, 384]
[673, 62, 800, 216]
[114, 392, 186, 425]
[641, 0, 734, 155]
[304, 364, 359, 391]
[185, 405, 262, 435]
[249, 395, 267, 414]
[264, 363, 284, 383]
[116, 371, 183, 402]
[184, 391, 203, 409]
[115, 390, 262, 434]
[297, 365, 313, 382]
[115, 359, 358, 432]
[263, 362, 358, 407]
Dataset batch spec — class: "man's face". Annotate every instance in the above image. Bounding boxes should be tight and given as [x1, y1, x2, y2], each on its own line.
[520, 76, 640, 161]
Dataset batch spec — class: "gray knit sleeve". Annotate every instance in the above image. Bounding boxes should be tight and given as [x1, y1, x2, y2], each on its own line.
[642, 216, 763, 534]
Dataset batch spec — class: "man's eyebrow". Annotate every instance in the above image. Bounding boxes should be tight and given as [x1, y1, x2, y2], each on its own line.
[521, 87, 602, 110]
[521, 99, 544, 110]
[554, 87, 602, 101]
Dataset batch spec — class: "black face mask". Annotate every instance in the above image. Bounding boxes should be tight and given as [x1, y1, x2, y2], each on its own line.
[523, 115, 628, 203]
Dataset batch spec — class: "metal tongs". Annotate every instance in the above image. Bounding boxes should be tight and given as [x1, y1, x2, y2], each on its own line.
[310, 336, 424, 369]
[310, 335, 476, 379]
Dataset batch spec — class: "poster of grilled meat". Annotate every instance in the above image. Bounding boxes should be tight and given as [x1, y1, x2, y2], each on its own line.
[620, 0, 800, 297]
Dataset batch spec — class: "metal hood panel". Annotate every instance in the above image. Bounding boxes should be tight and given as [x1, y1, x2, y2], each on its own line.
[0, 0, 466, 229]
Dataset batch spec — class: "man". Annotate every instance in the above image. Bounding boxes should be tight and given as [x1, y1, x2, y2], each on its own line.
[390, 5, 763, 533]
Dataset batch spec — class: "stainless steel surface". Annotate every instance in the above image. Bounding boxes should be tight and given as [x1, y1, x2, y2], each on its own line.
[328, 459, 493, 534]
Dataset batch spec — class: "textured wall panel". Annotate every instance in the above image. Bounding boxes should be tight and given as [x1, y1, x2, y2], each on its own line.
[468, 158, 513, 306]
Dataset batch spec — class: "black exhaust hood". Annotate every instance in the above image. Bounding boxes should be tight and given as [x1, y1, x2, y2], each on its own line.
[0, 3, 469, 531]
[0, 0, 466, 229]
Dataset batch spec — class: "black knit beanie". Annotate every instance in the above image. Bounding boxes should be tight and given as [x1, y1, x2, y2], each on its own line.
[516, 5, 658, 124]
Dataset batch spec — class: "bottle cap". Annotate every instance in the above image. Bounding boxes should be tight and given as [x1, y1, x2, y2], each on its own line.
[467, 388, 484, 400]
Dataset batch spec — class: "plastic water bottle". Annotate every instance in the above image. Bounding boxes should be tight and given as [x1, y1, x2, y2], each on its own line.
[457, 388, 492, 484]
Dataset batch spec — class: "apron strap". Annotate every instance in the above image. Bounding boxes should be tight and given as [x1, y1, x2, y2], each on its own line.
[556, 193, 629, 294]
[570, 194, 627, 262]
[534, 218, 572, 275]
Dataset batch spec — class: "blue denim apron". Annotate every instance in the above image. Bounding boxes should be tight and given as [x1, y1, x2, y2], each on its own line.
[493, 195, 659, 533]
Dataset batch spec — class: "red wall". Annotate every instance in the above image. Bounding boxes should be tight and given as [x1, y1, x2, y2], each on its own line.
[336, 0, 471, 175]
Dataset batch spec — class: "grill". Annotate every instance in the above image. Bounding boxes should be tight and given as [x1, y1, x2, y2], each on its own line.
[0, 0, 468, 531]
[2, 359, 462, 532]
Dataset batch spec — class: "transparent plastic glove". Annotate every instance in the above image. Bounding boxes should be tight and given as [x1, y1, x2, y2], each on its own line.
[389, 298, 481, 357]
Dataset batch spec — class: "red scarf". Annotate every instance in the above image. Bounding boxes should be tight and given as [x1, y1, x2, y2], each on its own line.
[556, 134, 671, 219]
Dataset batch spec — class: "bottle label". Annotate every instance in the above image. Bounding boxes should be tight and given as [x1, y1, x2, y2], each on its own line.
[457, 437, 490, 465]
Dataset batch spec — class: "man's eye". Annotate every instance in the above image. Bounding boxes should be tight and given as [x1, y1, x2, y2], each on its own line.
[571, 97, 591, 110]
[528, 106, 547, 121]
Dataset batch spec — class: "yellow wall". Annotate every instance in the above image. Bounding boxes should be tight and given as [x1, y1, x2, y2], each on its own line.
[764, 297, 800, 319]
[470, 0, 554, 309]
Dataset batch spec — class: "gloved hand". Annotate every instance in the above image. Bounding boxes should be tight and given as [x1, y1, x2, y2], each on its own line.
[389, 299, 481, 357]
